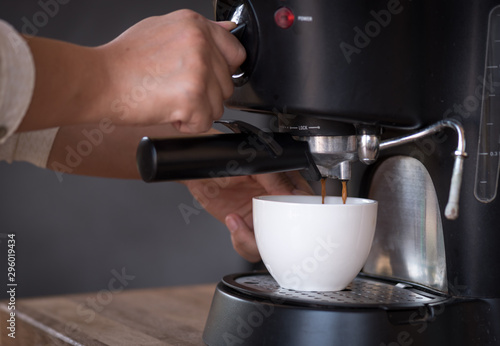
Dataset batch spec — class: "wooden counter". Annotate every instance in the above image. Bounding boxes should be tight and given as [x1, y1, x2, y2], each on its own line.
[0, 283, 217, 345]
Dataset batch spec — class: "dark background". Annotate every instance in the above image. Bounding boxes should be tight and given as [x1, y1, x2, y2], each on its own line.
[0, 0, 265, 298]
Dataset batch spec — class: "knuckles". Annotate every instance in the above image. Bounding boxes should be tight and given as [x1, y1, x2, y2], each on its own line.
[118, 9, 234, 132]
[171, 9, 206, 23]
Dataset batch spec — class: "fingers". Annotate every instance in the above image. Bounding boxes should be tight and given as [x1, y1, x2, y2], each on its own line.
[211, 21, 247, 74]
[254, 171, 314, 196]
[225, 214, 261, 263]
[169, 18, 243, 133]
[285, 171, 315, 195]
[169, 72, 226, 133]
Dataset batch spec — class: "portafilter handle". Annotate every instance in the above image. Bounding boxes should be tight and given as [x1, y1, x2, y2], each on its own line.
[136, 120, 320, 182]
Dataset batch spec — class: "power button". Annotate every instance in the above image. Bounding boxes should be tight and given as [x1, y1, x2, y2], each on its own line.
[274, 7, 295, 29]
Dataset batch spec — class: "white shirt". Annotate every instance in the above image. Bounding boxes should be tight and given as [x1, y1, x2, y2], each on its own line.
[0, 20, 58, 168]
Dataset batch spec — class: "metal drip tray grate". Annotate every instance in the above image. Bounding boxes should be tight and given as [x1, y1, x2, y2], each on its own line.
[223, 272, 448, 309]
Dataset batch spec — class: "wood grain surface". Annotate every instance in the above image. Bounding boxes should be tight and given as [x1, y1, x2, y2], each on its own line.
[0, 284, 217, 346]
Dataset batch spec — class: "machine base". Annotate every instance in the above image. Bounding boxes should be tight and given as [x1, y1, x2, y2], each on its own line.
[203, 272, 499, 345]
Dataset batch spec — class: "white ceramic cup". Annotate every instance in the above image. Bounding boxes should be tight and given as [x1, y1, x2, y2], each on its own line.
[253, 195, 378, 291]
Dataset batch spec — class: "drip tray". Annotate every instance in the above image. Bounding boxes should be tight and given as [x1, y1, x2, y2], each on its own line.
[222, 272, 448, 309]
[203, 272, 491, 345]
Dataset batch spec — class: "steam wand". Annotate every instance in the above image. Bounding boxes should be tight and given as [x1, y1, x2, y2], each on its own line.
[379, 119, 467, 220]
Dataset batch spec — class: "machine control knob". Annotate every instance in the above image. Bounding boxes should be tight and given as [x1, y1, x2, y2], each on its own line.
[215, 0, 259, 86]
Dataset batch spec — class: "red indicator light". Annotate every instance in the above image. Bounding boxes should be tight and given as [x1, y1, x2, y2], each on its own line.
[274, 7, 295, 29]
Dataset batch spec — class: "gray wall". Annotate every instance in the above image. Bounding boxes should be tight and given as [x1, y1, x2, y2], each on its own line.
[0, 0, 261, 298]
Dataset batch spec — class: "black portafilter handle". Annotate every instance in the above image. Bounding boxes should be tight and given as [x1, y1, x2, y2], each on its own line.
[136, 121, 321, 182]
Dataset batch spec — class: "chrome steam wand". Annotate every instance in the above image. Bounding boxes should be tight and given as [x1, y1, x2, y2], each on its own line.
[379, 119, 467, 220]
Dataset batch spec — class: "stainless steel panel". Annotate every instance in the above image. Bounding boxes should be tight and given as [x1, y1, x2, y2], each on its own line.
[363, 156, 447, 292]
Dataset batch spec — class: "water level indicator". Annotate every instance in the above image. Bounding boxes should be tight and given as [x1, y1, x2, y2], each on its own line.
[475, 6, 500, 203]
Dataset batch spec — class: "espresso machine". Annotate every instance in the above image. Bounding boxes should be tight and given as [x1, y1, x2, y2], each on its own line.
[136, 0, 500, 344]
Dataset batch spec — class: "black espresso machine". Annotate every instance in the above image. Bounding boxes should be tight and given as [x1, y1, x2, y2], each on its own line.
[136, 0, 500, 344]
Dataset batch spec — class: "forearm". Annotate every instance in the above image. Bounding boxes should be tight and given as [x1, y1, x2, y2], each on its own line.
[18, 36, 110, 132]
[46, 124, 220, 179]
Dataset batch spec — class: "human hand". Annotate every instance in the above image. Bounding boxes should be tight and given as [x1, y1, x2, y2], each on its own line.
[183, 171, 314, 262]
[99, 9, 246, 133]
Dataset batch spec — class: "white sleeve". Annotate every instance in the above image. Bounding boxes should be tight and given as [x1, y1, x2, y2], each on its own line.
[0, 20, 59, 169]
[0, 20, 35, 144]
[0, 127, 59, 168]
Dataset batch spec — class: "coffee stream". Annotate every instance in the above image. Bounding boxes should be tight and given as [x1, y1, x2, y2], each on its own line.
[342, 181, 347, 204]
[321, 178, 347, 204]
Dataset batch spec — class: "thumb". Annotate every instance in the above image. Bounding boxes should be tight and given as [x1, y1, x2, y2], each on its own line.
[225, 214, 261, 263]
[213, 20, 237, 31]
